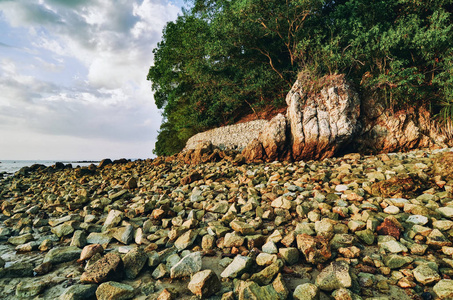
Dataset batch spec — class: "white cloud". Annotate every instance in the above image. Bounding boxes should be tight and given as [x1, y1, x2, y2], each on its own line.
[0, 0, 182, 159]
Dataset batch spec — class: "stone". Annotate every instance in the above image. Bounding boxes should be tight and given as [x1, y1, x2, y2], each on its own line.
[433, 220, 453, 231]
[201, 234, 215, 250]
[224, 232, 245, 248]
[43, 246, 82, 264]
[170, 251, 202, 278]
[123, 247, 148, 279]
[262, 241, 278, 254]
[439, 206, 453, 218]
[59, 284, 97, 300]
[7, 233, 34, 245]
[296, 233, 331, 264]
[15, 280, 47, 298]
[174, 229, 197, 250]
[95, 281, 134, 300]
[427, 229, 452, 248]
[157, 288, 176, 300]
[316, 261, 352, 291]
[124, 177, 137, 189]
[51, 222, 74, 237]
[152, 263, 167, 279]
[188, 269, 221, 298]
[366, 171, 386, 182]
[250, 260, 283, 285]
[330, 234, 355, 250]
[293, 283, 319, 300]
[380, 240, 408, 253]
[355, 229, 375, 245]
[80, 252, 124, 283]
[271, 197, 292, 210]
[434, 279, 453, 299]
[220, 255, 252, 278]
[230, 220, 255, 235]
[2, 262, 34, 277]
[332, 288, 355, 300]
[413, 264, 441, 285]
[102, 210, 123, 232]
[383, 254, 414, 269]
[86, 232, 112, 246]
[315, 218, 335, 238]
[406, 215, 429, 225]
[256, 253, 278, 266]
[347, 220, 366, 232]
[376, 218, 402, 240]
[33, 262, 52, 276]
[383, 205, 400, 214]
[111, 225, 134, 244]
[70, 230, 87, 248]
[358, 105, 446, 155]
[235, 274, 288, 300]
[78, 244, 104, 262]
[279, 247, 299, 265]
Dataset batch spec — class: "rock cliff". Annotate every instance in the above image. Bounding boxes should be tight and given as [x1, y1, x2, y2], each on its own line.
[182, 74, 452, 162]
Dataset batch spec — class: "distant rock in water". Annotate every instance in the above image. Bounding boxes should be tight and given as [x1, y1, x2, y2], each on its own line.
[182, 73, 452, 162]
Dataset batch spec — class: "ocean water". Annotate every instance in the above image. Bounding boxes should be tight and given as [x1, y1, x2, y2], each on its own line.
[0, 160, 98, 175]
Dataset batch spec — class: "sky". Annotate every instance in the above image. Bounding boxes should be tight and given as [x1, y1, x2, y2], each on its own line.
[0, 0, 185, 160]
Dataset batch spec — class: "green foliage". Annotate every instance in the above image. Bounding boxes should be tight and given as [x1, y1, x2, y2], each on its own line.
[148, 0, 453, 156]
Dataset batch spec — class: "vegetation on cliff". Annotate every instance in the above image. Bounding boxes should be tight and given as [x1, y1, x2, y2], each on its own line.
[148, 0, 453, 156]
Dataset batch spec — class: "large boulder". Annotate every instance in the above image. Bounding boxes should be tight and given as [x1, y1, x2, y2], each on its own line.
[286, 74, 360, 160]
[242, 114, 287, 162]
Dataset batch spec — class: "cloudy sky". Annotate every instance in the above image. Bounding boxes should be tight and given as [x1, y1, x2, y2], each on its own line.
[0, 0, 184, 160]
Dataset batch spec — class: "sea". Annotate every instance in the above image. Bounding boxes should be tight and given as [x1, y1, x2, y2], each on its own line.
[0, 160, 99, 176]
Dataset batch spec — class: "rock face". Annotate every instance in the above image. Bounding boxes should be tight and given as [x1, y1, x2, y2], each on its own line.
[356, 102, 449, 153]
[183, 73, 452, 161]
[242, 114, 288, 162]
[286, 74, 361, 160]
[184, 120, 268, 152]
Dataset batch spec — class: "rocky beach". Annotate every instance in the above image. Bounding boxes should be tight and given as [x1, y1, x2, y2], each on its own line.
[2, 148, 453, 299]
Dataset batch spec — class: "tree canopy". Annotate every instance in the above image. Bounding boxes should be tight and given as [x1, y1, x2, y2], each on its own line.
[148, 0, 453, 156]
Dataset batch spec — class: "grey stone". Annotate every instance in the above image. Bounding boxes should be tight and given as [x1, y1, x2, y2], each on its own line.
[60, 284, 97, 300]
[316, 261, 352, 291]
[70, 230, 87, 248]
[2, 262, 34, 277]
[383, 254, 414, 269]
[16, 280, 47, 298]
[101, 210, 123, 232]
[123, 247, 148, 279]
[220, 255, 253, 278]
[170, 251, 202, 278]
[43, 246, 82, 264]
[8, 233, 34, 245]
[279, 247, 299, 265]
[86, 232, 111, 245]
[51, 222, 74, 237]
[152, 263, 167, 279]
